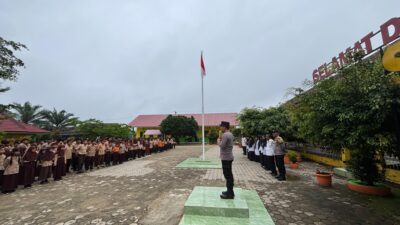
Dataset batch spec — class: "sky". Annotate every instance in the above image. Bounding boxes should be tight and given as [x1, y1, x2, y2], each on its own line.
[0, 0, 399, 123]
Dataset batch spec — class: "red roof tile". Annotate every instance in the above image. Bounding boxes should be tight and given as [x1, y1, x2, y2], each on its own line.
[0, 118, 50, 134]
[128, 113, 238, 128]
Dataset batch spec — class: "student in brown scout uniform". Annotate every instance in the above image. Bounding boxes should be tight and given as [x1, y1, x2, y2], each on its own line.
[97, 141, 105, 168]
[77, 140, 87, 173]
[86, 141, 96, 170]
[132, 140, 138, 159]
[21, 145, 38, 188]
[112, 143, 120, 165]
[0, 147, 6, 186]
[104, 141, 112, 166]
[119, 142, 126, 163]
[17, 140, 28, 186]
[144, 140, 150, 156]
[64, 141, 73, 173]
[53, 145, 66, 181]
[2, 149, 21, 193]
[39, 147, 54, 184]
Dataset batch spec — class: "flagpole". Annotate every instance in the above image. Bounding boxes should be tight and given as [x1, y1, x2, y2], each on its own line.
[201, 62, 205, 161]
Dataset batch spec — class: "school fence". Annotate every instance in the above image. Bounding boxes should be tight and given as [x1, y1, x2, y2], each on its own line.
[286, 142, 400, 184]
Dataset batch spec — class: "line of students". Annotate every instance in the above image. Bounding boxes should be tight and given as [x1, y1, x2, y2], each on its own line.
[0, 138, 176, 193]
[242, 131, 286, 181]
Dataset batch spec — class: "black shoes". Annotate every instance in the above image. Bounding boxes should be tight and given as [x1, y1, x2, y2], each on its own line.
[220, 191, 235, 199]
[276, 176, 286, 181]
[220, 193, 235, 199]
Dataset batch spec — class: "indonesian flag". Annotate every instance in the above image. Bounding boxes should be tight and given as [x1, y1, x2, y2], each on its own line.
[200, 51, 206, 77]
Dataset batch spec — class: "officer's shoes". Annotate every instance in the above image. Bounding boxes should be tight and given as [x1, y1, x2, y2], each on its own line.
[276, 176, 286, 181]
[220, 192, 235, 199]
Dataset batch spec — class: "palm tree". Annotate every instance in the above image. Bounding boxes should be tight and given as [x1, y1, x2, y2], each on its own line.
[12, 101, 43, 125]
[40, 108, 78, 132]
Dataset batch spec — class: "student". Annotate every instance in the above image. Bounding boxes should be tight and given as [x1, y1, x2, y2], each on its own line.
[241, 137, 247, 155]
[132, 140, 138, 159]
[71, 141, 78, 172]
[260, 137, 266, 168]
[2, 149, 21, 193]
[77, 140, 87, 173]
[273, 131, 286, 181]
[104, 141, 112, 166]
[247, 138, 255, 161]
[21, 145, 38, 187]
[119, 142, 126, 164]
[112, 143, 120, 165]
[86, 142, 96, 170]
[0, 148, 6, 186]
[39, 147, 54, 184]
[255, 137, 260, 162]
[65, 141, 73, 173]
[53, 145, 66, 181]
[265, 135, 277, 176]
[97, 141, 105, 168]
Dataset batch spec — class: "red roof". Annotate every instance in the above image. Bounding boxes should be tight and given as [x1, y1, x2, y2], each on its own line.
[128, 113, 238, 128]
[0, 118, 50, 134]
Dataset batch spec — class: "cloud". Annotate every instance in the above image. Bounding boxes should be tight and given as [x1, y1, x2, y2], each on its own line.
[0, 0, 399, 123]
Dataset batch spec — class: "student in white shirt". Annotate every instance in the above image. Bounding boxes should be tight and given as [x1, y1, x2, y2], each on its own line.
[265, 135, 277, 176]
[254, 137, 260, 162]
[247, 138, 255, 161]
[241, 137, 247, 155]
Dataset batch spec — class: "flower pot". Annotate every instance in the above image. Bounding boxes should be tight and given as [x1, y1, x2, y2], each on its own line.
[315, 172, 333, 187]
[284, 154, 290, 164]
[290, 162, 299, 169]
[347, 180, 391, 196]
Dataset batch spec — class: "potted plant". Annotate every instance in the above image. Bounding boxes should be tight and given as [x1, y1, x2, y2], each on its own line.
[288, 151, 299, 169]
[284, 153, 290, 164]
[296, 153, 302, 162]
[346, 149, 391, 196]
[315, 169, 333, 187]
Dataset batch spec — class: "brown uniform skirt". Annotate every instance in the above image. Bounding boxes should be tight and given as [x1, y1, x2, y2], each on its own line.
[39, 166, 51, 181]
[2, 174, 18, 192]
[22, 161, 36, 186]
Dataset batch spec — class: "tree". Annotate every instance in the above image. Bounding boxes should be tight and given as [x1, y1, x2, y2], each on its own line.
[12, 102, 42, 125]
[237, 107, 264, 136]
[0, 37, 27, 112]
[160, 115, 199, 140]
[40, 108, 78, 133]
[238, 106, 294, 139]
[0, 37, 27, 81]
[77, 119, 132, 139]
[207, 127, 219, 144]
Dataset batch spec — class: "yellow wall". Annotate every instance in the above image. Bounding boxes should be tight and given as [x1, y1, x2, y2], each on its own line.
[292, 149, 400, 185]
[301, 152, 345, 167]
[385, 169, 400, 184]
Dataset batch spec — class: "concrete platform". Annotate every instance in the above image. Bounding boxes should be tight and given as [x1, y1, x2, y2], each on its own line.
[176, 158, 222, 169]
[184, 187, 249, 218]
[179, 186, 275, 225]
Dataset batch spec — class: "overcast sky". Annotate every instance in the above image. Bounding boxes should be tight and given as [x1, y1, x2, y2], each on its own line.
[0, 0, 399, 123]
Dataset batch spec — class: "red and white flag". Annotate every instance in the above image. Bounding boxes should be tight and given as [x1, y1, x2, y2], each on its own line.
[200, 51, 206, 77]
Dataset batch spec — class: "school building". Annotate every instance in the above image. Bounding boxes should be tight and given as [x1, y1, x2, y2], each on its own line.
[128, 113, 238, 142]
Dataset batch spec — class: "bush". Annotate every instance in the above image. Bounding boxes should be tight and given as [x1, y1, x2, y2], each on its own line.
[288, 151, 298, 163]
[347, 148, 381, 186]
